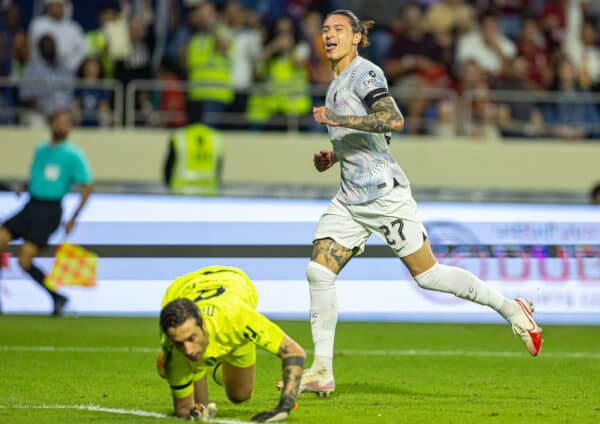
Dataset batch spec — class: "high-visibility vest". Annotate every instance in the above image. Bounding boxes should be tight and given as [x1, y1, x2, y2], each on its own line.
[247, 55, 311, 123]
[170, 124, 224, 196]
[85, 30, 115, 78]
[187, 32, 233, 103]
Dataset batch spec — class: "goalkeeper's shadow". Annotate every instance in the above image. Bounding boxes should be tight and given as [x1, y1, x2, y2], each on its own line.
[336, 383, 456, 398]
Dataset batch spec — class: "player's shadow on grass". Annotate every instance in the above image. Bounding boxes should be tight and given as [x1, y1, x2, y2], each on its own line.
[338, 383, 536, 401]
[338, 383, 422, 396]
[338, 383, 482, 399]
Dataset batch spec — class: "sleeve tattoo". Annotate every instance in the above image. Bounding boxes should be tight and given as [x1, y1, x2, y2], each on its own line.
[324, 96, 404, 133]
[277, 353, 304, 412]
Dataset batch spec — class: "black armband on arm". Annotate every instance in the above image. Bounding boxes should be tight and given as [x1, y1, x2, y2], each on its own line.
[364, 88, 390, 108]
[282, 356, 305, 369]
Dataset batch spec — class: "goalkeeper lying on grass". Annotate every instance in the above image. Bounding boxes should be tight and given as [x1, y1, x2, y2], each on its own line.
[157, 266, 305, 422]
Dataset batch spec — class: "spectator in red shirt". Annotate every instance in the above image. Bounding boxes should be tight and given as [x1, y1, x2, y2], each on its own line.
[384, 2, 447, 134]
[477, 0, 536, 40]
[539, 0, 568, 51]
[516, 17, 552, 89]
[158, 59, 186, 128]
[493, 56, 544, 138]
[446, 59, 494, 136]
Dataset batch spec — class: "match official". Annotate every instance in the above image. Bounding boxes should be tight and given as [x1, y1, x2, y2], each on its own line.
[0, 110, 93, 315]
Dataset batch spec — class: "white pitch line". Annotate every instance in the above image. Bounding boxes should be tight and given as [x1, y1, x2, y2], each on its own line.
[0, 404, 245, 423]
[336, 349, 600, 359]
[0, 345, 157, 353]
[1, 345, 600, 359]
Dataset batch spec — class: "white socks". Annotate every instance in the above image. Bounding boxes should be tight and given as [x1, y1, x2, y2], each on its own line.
[414, 263, 517, 321]
[307, 260, 519, 375]
[307, 261, 337, 371]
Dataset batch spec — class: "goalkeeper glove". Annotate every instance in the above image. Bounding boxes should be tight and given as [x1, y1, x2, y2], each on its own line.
[188, 402, 217, 421]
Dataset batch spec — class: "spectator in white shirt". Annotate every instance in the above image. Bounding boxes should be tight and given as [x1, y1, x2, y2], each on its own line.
[20, 34, 75, 126]
[455, 11, 516, 77]
[29, 0, 88, 72]
[224, 1, 262, 117]
[564, 0, 600, 89]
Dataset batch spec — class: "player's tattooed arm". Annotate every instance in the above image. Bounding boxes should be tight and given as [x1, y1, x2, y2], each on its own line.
[277, 337, 304, 404]
[251, 336, 305, 422]
[278, 354, 304, 409]
[315, 96, 404, 132]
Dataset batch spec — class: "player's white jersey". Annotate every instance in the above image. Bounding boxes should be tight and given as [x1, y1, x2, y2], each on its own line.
[325, 56, 409, 204]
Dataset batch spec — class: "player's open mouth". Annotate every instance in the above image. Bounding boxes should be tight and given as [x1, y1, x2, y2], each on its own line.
[325, 42, 337, 52]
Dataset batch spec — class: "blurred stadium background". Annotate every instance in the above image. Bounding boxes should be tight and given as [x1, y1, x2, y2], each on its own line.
[0, 0, 598, 318]
[0, 0, 599, 422]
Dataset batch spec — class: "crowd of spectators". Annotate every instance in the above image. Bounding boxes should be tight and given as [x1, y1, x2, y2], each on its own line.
[2, 0, 600, 139]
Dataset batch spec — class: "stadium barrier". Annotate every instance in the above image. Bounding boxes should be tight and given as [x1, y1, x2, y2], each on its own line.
[462, 88, 600, 139]
[124, 80, 458, 133]
[0, 77, 124, 127]
[4, 76, 600, 140]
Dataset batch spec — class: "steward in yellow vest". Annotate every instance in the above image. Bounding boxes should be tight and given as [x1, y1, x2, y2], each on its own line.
[187, 29, 234, 104]
[247, 18, 311, 126]
[163, 124, 224, 196]
[186, 2, 234, 104]
[184, 2, 234, 126]
[247, 55, 311, 124]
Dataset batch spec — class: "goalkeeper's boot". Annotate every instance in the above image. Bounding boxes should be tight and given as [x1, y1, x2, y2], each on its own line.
[190, 402, 217, 421]
[511, 298, 543, 356]
[276, 368, 335, 397]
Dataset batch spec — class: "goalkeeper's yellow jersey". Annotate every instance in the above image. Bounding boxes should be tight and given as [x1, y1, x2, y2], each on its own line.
[160, 266, 286, 398]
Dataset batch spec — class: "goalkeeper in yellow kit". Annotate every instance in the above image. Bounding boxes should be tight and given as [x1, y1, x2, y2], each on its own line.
[158, 265, 305, 422]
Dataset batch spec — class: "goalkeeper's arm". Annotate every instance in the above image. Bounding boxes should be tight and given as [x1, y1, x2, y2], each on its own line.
[173, 376, 210, 419]
[252, 335, 305, 422]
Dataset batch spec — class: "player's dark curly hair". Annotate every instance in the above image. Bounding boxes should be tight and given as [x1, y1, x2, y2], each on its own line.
[160, 298, 203, 333]
[325, 9, 374, 48]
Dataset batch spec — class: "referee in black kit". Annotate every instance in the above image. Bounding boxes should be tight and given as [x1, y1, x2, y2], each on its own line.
[0, 110, 93, 316]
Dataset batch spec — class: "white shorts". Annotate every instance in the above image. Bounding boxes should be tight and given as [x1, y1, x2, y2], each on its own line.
[313, 186, 428, 258]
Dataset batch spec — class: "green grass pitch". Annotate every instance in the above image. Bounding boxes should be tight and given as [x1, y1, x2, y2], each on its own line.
[1, 316, 599, 423]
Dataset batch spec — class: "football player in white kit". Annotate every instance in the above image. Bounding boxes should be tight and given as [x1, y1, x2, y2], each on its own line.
[292, 9, 543, 396]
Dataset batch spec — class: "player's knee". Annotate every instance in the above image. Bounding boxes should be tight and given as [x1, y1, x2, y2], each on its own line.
[413, 263, 442, 290]
[306, 261, 337, 286]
